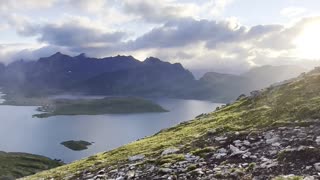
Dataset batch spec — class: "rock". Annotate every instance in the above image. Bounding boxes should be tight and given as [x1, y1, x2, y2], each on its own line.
[304, 176, 315, 180]
[229, 145, 246, 155]
[215, 136, 227, 141]
[116, 176, 125, 180]
[185, 153, 199, 162]
[314, 163, 320, 171]
[316, 136, 320, 145]
[159, 168, 173, 173]
[128, 154, 145, 162]
[266, 137, 280, 144]
[217, 148, 227, 153]
[126, 171, 135, 179]
[272, 142, 281, 147]
[243, 140, 251, 146]
[161, 148, 179, 156]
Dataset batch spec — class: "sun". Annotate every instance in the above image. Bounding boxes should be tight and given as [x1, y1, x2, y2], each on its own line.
[293, 21, 320, 60]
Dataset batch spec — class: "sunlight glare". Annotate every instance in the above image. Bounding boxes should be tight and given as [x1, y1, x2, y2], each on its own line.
[293, 21, 320, 60]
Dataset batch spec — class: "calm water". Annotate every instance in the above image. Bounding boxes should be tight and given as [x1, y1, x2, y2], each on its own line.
[0, 97, 221, 162]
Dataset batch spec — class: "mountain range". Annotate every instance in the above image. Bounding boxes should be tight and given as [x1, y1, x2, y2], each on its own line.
[0, 52, 307, 102]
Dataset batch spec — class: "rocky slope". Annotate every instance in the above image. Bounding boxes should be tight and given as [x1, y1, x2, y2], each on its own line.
[23, 68, 320, 179]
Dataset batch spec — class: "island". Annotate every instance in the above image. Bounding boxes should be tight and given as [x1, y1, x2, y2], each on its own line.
[32, 97, 168, 118]
[0, 151, 63, 179]
[61, 140, 92, 151]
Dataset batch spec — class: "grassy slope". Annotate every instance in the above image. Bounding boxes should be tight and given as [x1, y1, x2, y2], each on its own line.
[34, 97, 168, 117]
[25, 71, 320, 179]
[0, 152, 62, 179]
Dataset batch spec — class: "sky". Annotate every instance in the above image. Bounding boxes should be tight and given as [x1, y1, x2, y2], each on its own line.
[1, 0, 320, 74]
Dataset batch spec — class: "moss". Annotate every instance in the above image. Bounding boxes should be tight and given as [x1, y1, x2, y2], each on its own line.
[191, 147, 215, 157]
[246, 162, 256, 172]
[273, 176, 303, 180]
[156, 154, 185, 166]
[186, 164, 197, 171]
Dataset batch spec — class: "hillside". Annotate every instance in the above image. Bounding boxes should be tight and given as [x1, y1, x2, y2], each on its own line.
[0, 151, 62, 179]
[24, 69, 320, 179]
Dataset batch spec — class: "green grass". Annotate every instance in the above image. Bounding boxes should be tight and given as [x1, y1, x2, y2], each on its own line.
[25, 72, 320, 179]
[0, 151, 63, 179]
[61, 140, 92, 151]
[33, 97, 168, 118]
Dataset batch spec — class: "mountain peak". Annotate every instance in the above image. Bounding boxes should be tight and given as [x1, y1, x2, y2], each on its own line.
[144, 57, 164, 64]
[75, 53, 86, 59]
[52, 52, 63, 56]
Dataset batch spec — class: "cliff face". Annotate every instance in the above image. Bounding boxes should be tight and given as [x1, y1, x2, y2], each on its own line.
[24, 69, 320, 179]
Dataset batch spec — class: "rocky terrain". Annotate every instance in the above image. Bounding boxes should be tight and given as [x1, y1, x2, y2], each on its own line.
[75, 121, 320, 180]
[23, 68, 320, 179]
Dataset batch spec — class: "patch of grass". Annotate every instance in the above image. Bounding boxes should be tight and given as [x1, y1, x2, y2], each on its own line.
[191, 146, 215, 157]
[186, 164, 197, 171]
[273, 176, 303, 180]
[33, 97, 168, 118]
[156, 154, 185, 166]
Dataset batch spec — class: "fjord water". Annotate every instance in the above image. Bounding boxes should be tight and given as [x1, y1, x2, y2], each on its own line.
[0, 97, 221, 163]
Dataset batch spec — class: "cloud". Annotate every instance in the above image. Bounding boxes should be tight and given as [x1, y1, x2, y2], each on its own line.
[120, 0, 233, 23]
[125, 18, 286, 51]
[66, 0, 107, 13]
[0, 0, 57, 11]
[1, 0, 320, 75]
[121, 0, 195, 23]
[15, 16, 126, 50]
[281, 7, 307, 18]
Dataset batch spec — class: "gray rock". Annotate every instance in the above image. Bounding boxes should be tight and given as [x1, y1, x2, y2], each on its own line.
[215, 136, 227, 141]
[229, 145, 246, 155]
[316, 136, 320, 145]
[116, 176, 125, 180]
[128, 154, 145, 161]
[159, 168, 173, 173]
[161, 148, 179, 156]
[304, 176, 315, 180]
[266, 137, 280, 144]
[314, 163, 320, 171]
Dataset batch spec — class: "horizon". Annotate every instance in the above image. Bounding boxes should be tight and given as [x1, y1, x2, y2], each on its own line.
[1, 0, 320, 74]
[0, 51, 310, 77]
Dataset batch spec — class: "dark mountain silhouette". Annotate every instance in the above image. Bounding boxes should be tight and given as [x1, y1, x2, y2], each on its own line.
[0, 53, 307, 101]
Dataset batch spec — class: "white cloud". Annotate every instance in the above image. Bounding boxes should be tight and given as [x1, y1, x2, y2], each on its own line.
[281, 7, 307, 18]
[0, 0, 57, 10]
[66, 0, 107, 13]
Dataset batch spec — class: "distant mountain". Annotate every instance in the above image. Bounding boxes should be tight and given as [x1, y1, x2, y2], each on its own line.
[0, 53, 307, 102]
[197, 72, 251, 101]
[242, 65, 307, 90]
[195, 65, 306, 101]
[0, 53, 197, 98]
[73, 57, 196, 98]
